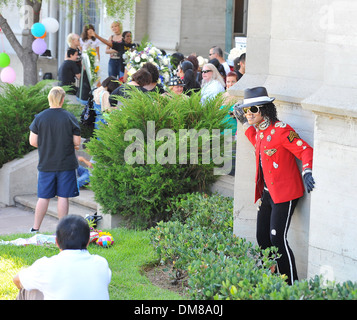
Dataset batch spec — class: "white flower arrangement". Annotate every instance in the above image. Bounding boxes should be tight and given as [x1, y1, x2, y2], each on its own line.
[228, 47, 246, 62]
[124, 42, 170, 84]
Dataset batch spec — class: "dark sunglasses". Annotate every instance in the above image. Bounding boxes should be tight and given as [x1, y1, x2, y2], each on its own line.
[202, 70, 212, 74]
[243, 105, 260, 114]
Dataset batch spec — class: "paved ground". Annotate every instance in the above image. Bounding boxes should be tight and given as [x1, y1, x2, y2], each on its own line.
[0, 205, 58, 236]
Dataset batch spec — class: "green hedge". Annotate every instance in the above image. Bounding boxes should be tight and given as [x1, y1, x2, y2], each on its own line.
[0, 81, 69, 168]
[150, 192, 357, 300]
[87, 89, 233, 228]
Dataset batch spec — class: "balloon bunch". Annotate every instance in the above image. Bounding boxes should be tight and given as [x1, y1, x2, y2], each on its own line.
[31, 17, 59, 55]
[0, 51, 15, 83]
[0, 17, 59, 84]
[0, 27, 15, 84]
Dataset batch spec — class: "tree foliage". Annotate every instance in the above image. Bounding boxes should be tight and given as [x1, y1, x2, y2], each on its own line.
[70, 0, 138, 20]
[0, 80, 65, 168]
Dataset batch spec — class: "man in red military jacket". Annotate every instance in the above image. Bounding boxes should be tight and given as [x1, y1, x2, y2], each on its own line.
[234, 87, 315, 285]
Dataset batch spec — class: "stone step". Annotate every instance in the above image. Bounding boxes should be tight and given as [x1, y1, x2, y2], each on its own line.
[14, 190, 97, 220]
[69, 188, 98, 210]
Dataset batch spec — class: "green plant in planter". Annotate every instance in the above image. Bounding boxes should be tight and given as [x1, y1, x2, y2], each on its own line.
[151, 192, 281, 299]
[151, 193, 357, 300]
[87, 89, 234, 228]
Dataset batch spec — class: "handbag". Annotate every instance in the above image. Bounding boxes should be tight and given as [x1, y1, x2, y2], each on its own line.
[80, 91, 96, 126]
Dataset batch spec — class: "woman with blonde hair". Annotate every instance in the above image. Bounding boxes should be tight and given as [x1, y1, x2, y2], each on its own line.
[67, 33, 80, 49]
[200, 63, 225, 103]
[88, 27, 137, 81]
[105, 21, 123, 78]
[65, 33, 81, 64]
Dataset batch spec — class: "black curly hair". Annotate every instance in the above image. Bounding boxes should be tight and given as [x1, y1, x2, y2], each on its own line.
[259, 102, 279, 124]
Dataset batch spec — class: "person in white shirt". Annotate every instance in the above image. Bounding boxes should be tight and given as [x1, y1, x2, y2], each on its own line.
[13, 215, 111, 300]
[200, 63, 226, 103]
[80, 24, 101, 60]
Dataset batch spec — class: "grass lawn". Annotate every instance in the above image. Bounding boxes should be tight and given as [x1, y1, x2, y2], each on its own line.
[0, 228, 184, 300]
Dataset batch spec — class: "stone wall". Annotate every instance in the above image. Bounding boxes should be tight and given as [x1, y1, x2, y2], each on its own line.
[0, 151, 38, 206]
[134, 0, 226, 56]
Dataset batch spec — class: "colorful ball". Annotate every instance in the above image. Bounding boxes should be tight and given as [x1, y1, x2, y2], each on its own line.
[0, 53, 10, 68]
[90, 231, 99, 243]
[96, 235, 114, 247]
[31, 22, 46, 38]
[0, 66, 16, 84]
[32, 38, 47, 55]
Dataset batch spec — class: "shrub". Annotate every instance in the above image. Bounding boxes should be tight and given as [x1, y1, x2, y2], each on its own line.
[150, 192, 357, 300]
[87, 89, 234, 228]
[0, 81, 64, 168]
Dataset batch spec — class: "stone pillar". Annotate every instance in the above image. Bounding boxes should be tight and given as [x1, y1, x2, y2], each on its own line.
[301, 0, 357, 281]
[302, 108, 357, 282]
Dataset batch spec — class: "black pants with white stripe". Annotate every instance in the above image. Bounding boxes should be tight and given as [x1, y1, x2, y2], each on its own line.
[256, 189, 299, 285]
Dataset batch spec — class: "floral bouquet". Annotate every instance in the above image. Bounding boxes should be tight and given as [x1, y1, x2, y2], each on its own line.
[83, 48, 100, 86]
[124, 42, 171, 85]
[227, 47, 246, 65]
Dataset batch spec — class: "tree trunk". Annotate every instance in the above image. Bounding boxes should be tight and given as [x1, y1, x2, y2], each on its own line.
[0, 0, 42, 86]
[21, 28, 39, 86]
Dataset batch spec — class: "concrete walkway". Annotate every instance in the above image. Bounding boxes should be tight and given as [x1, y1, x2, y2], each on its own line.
[0, 188, 97, 236]
[0, 176, 234, 236]
[0, 205, 58, 236]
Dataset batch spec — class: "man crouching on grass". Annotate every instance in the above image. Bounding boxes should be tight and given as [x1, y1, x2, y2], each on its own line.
[13, 215, 112, 300]
[29, 86, 81, 233]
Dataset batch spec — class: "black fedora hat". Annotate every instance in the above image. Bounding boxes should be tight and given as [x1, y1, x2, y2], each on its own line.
[239, 87, 275, 108]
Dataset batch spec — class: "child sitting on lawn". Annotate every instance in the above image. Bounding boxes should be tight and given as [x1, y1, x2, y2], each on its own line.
[13, 215, 111, 300]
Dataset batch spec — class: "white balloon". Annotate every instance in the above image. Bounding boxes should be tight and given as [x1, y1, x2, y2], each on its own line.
[42, 17, 59, 33]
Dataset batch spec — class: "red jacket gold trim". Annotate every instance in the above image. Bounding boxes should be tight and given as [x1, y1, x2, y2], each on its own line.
[245, 121, 313, 204]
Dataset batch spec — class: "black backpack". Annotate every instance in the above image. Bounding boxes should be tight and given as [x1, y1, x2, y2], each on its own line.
[80, 91, 96, 126]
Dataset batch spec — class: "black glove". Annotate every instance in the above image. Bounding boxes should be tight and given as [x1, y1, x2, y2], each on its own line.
[303, 170, 315, 193]
[233, 103, 247, 125]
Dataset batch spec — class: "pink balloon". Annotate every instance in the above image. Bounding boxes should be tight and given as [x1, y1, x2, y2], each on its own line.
[0, 66, 16, 84]
[32, 38, 47, 55]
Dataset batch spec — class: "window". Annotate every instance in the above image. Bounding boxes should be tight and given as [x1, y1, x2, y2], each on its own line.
[79, 0, 99, 33]
[234, 0, 248, 36]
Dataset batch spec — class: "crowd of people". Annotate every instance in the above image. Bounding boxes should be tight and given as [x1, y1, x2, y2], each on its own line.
[57, 22, 247, 119]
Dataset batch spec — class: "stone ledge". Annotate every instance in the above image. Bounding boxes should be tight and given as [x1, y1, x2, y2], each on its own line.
[0, 150, 38, 206]
[301, 85, 357, 118]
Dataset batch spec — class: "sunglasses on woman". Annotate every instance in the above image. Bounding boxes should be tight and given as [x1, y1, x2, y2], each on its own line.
[201, 70, 212, 74]
[243, 105, 260, 114]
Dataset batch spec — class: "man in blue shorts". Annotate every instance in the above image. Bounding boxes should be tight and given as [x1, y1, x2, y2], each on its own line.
[29, 86, 81, 233]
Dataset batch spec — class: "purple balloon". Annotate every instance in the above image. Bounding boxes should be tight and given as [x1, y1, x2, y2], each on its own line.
[32, 38, 47, 55]
[0, 66, 16, 84]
